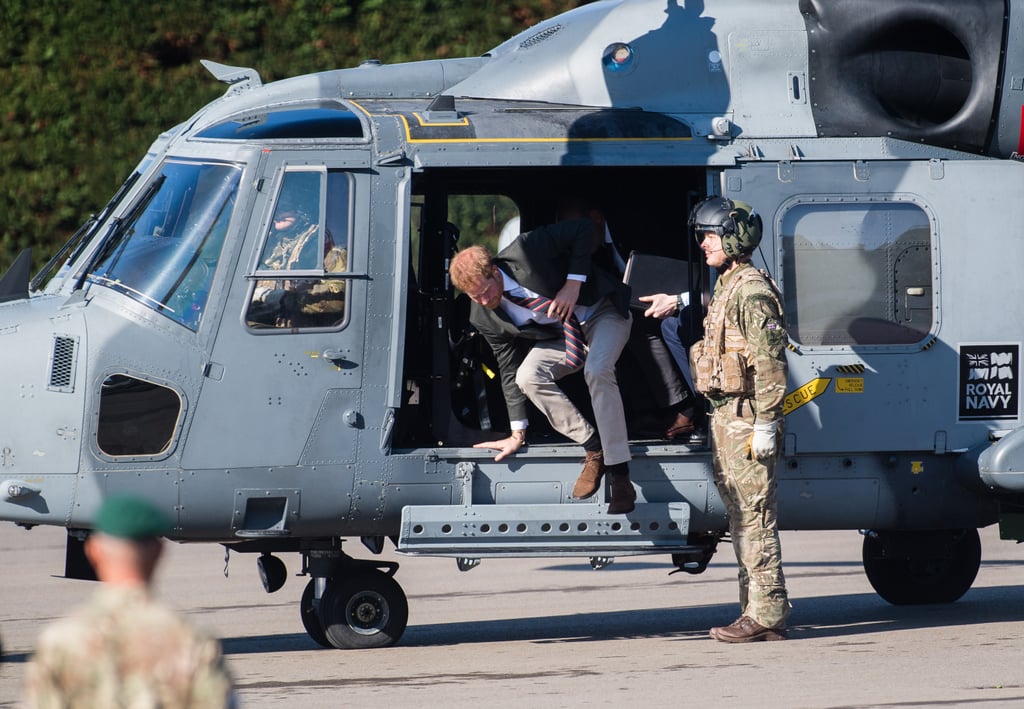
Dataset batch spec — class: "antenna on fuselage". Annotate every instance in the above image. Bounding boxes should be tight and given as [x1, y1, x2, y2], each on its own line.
[200, 59, 263, 96]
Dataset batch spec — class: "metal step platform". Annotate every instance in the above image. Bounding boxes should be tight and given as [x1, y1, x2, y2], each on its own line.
[396, 501, 696, 558]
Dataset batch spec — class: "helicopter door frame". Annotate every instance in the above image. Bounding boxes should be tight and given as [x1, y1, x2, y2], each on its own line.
[181, 148, 372, 474]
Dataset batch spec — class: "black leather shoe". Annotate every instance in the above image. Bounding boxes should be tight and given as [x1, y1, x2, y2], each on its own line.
[606, 468, 636, 514]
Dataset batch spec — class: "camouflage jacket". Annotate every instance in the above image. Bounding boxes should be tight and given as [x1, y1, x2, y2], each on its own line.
[23, 585, 234, 709]
[691, 262, 788, 421]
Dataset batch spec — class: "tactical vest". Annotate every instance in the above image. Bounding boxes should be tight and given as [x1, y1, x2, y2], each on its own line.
[690, 265, 784, 398]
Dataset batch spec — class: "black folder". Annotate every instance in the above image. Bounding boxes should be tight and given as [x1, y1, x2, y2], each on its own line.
[622, 252, 691, 309]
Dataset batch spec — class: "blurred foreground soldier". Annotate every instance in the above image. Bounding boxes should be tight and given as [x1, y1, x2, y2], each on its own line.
[24, 496, 235, 708]
[688, 197, 791, 642]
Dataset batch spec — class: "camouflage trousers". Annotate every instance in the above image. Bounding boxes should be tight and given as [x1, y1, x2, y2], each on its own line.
[710, 399, 791, 629]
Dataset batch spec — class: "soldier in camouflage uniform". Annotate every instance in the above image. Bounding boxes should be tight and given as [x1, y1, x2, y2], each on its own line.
[24, 496, 235, 708]
[688, 197, 791, 642]
[249, 203, 348, 329]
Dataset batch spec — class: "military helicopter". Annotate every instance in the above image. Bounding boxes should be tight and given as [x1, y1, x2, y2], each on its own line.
[3, 0, 1024, 649]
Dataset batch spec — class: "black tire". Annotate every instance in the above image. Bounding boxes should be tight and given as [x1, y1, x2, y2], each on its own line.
[862, 528, 981, 605]
[299, 579, 332, 648]
[319, 571, 409, 649]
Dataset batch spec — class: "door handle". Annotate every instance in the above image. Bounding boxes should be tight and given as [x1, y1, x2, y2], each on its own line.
[322, 349, 356, 369]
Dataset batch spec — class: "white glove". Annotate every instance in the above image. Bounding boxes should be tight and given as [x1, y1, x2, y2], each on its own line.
[750, 421, 778, 459]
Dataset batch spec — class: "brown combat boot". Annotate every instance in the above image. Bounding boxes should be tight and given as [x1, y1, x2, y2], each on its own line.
[709, 616, 787, 643]
[572, 451, 605, 500]
[606, 465, 636, 514]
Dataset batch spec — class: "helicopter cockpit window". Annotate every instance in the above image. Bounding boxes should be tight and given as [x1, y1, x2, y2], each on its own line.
[83, 160, 241, 331]
[246, 168, 351, 330]
[780, 200, 933, 346]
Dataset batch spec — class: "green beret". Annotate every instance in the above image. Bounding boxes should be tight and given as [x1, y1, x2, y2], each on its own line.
[93, 495, 172, 539]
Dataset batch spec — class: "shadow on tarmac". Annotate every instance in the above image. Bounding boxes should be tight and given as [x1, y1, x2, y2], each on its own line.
[216, 583, 1024, 653]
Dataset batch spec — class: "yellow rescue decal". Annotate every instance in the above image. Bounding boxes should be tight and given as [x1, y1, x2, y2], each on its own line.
[835, 377, 864, 394]
[911, 461, 924, 474]
[783, 377, 831, 415]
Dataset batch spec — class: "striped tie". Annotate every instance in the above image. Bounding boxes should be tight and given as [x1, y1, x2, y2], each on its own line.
[505, 293, 586, 368]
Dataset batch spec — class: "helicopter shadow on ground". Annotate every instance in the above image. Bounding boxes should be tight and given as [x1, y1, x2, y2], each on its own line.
[216, 582, 1024, 654]
[400, 584, 1024, 647]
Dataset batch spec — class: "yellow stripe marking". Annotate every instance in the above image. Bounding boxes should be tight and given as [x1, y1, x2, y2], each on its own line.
[411, 111, 470, 127]
[348, 99, 695, 145]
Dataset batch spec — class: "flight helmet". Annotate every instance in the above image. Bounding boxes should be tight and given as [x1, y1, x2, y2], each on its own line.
[689, 197, 763, 259]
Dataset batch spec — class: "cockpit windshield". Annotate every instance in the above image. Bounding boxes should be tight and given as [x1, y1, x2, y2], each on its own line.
[84, 159, 241, 330]
[33, 140, 177, 295]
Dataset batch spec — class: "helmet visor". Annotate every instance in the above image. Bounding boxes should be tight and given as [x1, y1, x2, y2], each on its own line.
[693, 224, 725, 245]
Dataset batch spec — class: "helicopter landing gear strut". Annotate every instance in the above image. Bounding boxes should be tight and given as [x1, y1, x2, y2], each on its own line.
[299, 545, 409, 649]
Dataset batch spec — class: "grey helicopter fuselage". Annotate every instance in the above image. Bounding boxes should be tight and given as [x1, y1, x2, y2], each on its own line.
[3, 0, 1024, 648]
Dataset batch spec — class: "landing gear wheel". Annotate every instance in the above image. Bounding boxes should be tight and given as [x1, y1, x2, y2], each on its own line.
[299, 579, 332, 648]
[319, 570, 409, 649]
[862, 528, 981, 605]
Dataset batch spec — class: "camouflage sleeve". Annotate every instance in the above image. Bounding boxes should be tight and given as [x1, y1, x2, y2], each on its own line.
[737, 281, 788, 422]
[294, 246, 348, 315]
[22, 644, 66, 709]
[187, 633, 236, 709]
[22, 615, 92, 709]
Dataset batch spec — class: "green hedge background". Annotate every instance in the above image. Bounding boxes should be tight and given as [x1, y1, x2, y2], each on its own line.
[0, 0, 586, 275]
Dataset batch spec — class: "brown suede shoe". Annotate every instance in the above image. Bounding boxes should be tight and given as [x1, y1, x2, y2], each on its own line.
[572, 451, 605, 499]
[709, 616, 787, 643]
[664, 411, 695, 439]
[606, 470, 636, 514]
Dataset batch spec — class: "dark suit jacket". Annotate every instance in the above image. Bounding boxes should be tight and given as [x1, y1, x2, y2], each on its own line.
[469, 219, 631, 422]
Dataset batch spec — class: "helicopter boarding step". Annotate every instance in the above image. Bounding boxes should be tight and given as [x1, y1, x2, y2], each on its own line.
[397, 501, 695, 558]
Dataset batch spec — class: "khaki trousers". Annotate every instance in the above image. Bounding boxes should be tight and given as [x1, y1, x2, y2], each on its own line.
[515, 299, 632, 465]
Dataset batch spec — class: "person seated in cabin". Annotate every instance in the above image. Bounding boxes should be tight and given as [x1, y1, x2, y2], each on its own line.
[556, 198, 702, 442]
[248, 195, 347, 329]
[635, 289, 704, 434]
